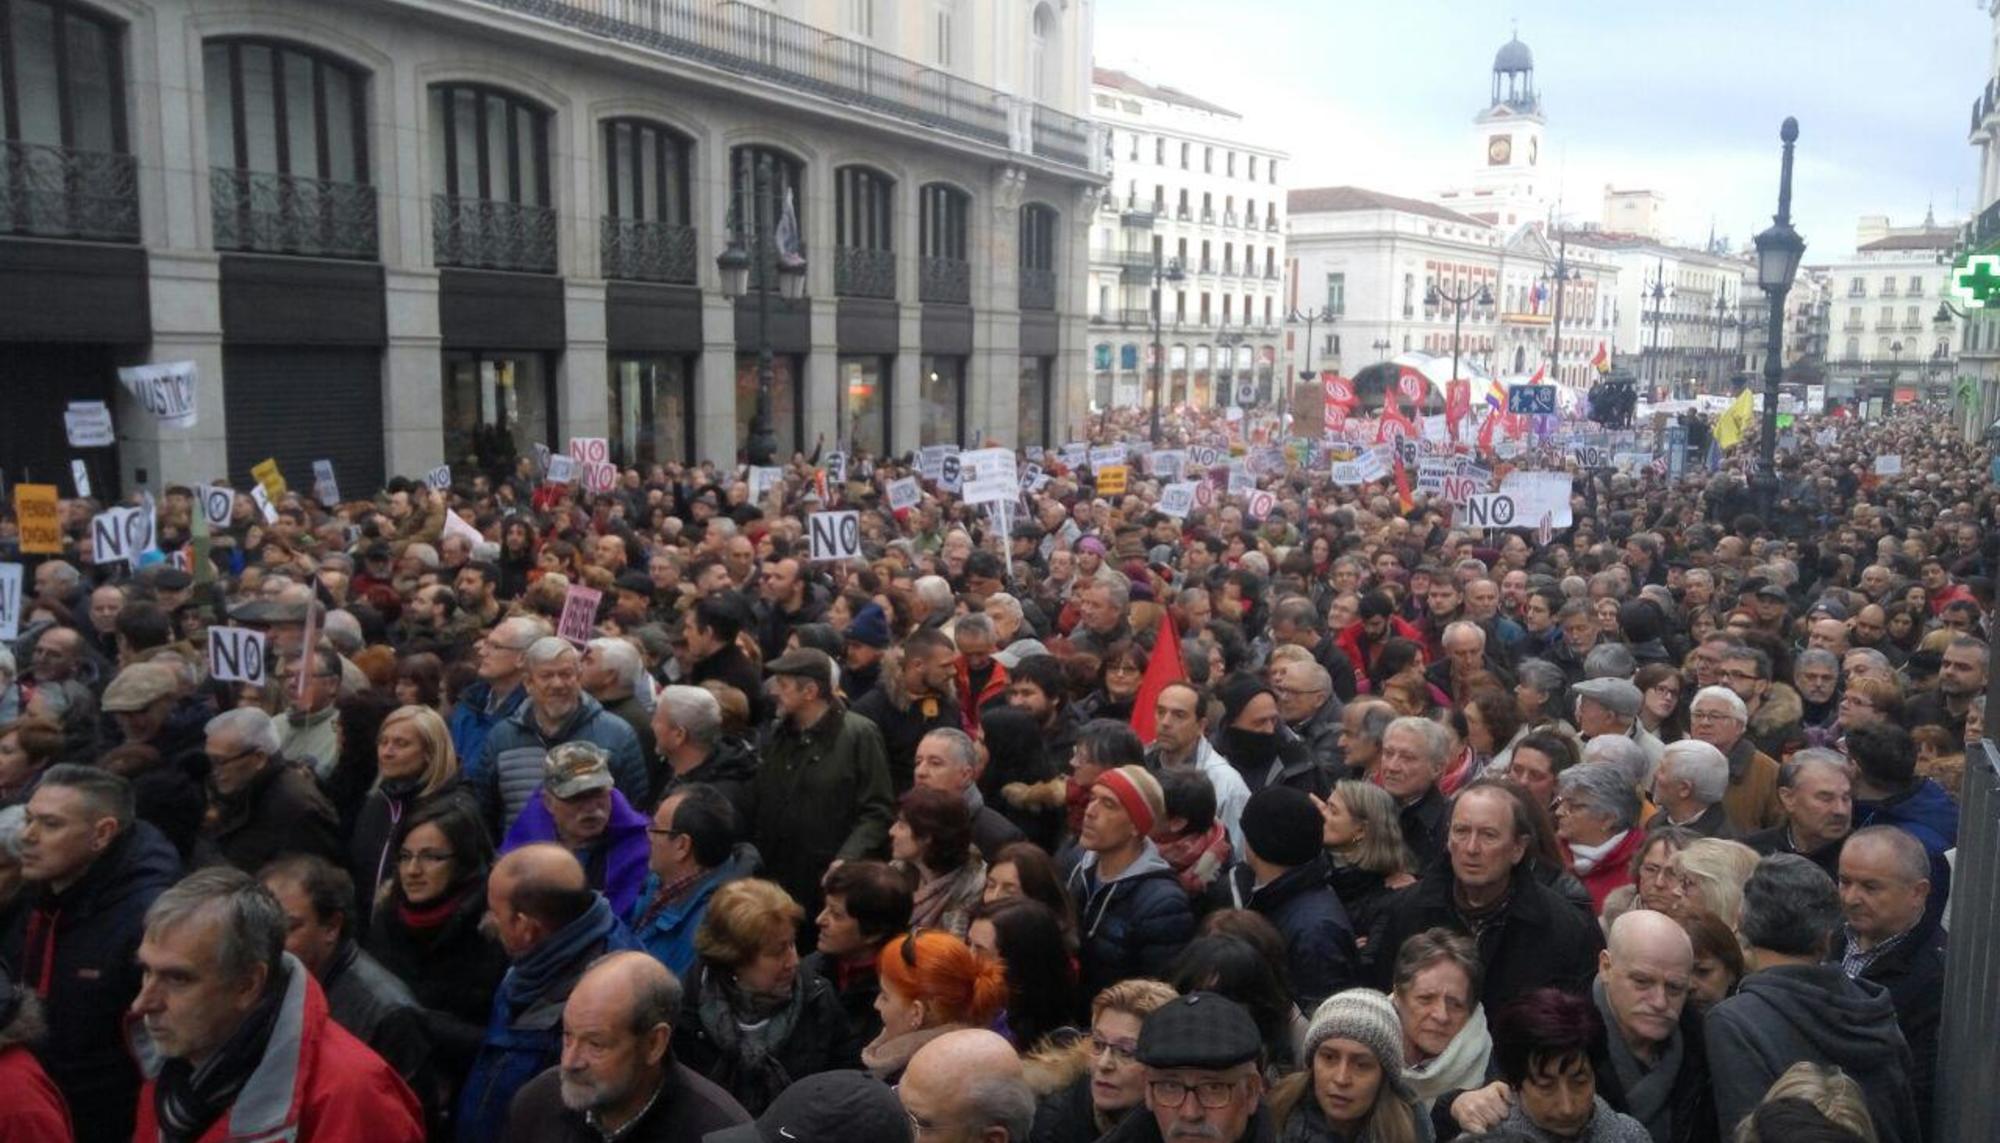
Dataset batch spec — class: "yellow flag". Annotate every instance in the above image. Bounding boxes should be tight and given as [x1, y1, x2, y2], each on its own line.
[1713, 389, 1754, 450]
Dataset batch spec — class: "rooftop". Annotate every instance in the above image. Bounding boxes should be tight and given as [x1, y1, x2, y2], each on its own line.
[1288, 186, 1488, 227]
[1092, 67, 1240, 119]
[1856, 230, 1958, 253]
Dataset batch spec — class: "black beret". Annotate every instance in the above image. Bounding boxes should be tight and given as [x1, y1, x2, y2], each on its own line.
[1135, 991, 1262, 1070]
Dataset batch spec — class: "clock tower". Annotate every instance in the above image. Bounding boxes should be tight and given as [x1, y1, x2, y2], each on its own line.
[1438, 32, 1549, 229]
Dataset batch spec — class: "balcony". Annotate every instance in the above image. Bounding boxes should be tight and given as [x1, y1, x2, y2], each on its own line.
[1090, 308, 1153, 326]
[1971, 76, 1999, 137]
[1200, 209, 1215, 224]
[1119, 200, 1157, 228]
[210, 168, 378, 260]
[835, 246, 897, 298]
[599, 216, 696, 283]
[1265, 216, 1278, 231]
[1222, 211, 1239, 227]
[1197, 259, 1216, 275]
[432, 195, 558, 273]
[1262, 267, 1279, 281]
[1176, 205, 1191, 220]
[1968, 198, 2000, 251]
[919, 255, 969, 304]
[476, 0, 1098, 173]
[0, 141, 139, 243]
[1019, 267, 1056, 311]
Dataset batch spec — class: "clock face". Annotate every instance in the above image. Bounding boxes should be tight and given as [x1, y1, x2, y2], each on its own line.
[1528, 137, 1539, 166]
[1488, 135, 1513, 165]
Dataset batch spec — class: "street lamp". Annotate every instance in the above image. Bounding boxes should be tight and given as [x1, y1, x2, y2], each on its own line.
[1370, 337, 1393, 360]
[1288, 301, 1337, 434]
[1751, 117, 1806, 522]
[1425, 280, 1494, 402]
[717, 151, 807, 465]
[1543, 228, 1582, 385]
[1711, 287, 1738, 394]
[1149, 257, 1187, 444]
[1644, 261, 1673, 397]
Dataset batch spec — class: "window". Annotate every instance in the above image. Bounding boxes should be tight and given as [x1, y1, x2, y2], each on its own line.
[3, 0, 126, 154]
[1881, 276, 1896, 297]
[1878, 306, 1893, 326]
[1226, 151, 1236, 177]
[838, 355, 890, 456]
[1909, 275, 1924, 297]
[1200, 292, 1211, 323]
[429, 84, 553, 271]
[730, 145, 806, 286]
[920, 355, 965, 444]
[1906, 305, 1919, 327]
[847, 0, 874, 37]
[1174, 291, 1185, 321]
[1128, 132, 1138, 161]
[608, 354, 693, 466]
[1268, 160, 1277, 185]
[1222, 295, 1232, 324]
[1018, 203, 1057, 310]
[1180, 141, 1189, 169]
[1018, 357, 1052, 446]
[1847, 305, 1862, 327]
[1155, 137, 1165, 164]
[919, 183, 969, 261]
[835, 166, 894, 298]
[1176, 189, 1189, 217]
[932, 4, 952, 66]
[1248, 155, 1259, 181]
[1849, 276, 1865, 297]
[1204, 146, 1213, 173]
[1326, 273, 1345, 315]
[1028, 3, 1053, 101]
[204, 39, 373, 257]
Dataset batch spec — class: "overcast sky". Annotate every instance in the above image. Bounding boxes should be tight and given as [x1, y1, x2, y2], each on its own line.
[1093, 0, 1988, 259]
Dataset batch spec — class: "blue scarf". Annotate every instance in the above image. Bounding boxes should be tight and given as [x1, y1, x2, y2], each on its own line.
[502, 893, 619, 1011]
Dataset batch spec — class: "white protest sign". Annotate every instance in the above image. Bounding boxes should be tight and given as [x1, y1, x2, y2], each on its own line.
[1331, 461, 1367, 486]
[918, 445, 953, 480]
[1148, 450, 1187, 482]
[557, 585, 603, 646]
[1416, 458, 1454, 494]
[249, 484, 279, 524]
[1420, 415, 1450, 444]
[1500, 471, 1574, 527]
[64, 401, 114, 448]
[1572, 444, 1608, 469]
[1089, 445, 1126, 471]
[1354, 448, 1388, 483]
[823, 451, 848, 484]
[532, 443, 552, 474]
[198, 484, 235, 527]
[1228, 468, 1256, 496]
[0, 563, 19, 641]
[312, 460, 340, 507]
[1188, 445, 1222, 469]
[71, 460, 92, 499]
[1245, 489, 1276, 521]
[808, 511, 862, 562]
[1058, 443, 1089, 468]
[1441, 473, 1483, 505]
[423, 464, 452, 492]
[1815, 427, 1839, 448]
[1460, 492, 1521, 529]
[91, 505, 155, 565]
[939, 453, 963, 494]
[959, 448, 1017, 504]
[1193, 481, 1216, 509]
[1874, 455, 1902, 476]
[581, 462, 617, 494]
[207, 627, 268, 685]
[1018, 462, 1045, 492]
[886, 477, 922, 512]
[118, 361, 198, 428]
[747, 466, 784, 502]
[567, 437, 610, 466]
[545, 454, 579, 485]
[1158, 481, 1198, 518]
[442, 509, 483, 550]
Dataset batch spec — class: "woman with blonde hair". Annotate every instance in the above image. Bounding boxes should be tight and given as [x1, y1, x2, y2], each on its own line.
[1665, 838, 1761, 930]
[1314, 779, 1417, 970]
[1025, 978, 1178, 1143]
[346, 705, 480, 922]
[863, 929, 1010, 1084]
[1736, 1062, 1878, 1142]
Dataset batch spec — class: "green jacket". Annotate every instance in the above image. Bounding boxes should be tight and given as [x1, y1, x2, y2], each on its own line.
[754, 704, 894, 910]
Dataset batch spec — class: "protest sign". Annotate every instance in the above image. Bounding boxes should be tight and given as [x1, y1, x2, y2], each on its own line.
[1058, 443, 1089, 468]
[581, 462, 617, 494]
[1148, 450, 1186, 482]
[1228, 468, 1256, 496]
[91, 505, 155, 565]
[1158, 481, 1197, 518]
[558, 585, 602, 646]
[808, 511, 861, 562]
[1019, 462, 1045, 491]
[0, 563, 19, 641]
[1089, 445, 1126, 471]
[918, 445, 953, 480]
[1460, 492, 1521, 529]
[959, 448, 1017, 504]
[71, 460, 92, 499]
[545, 454, 578, 485]
[747, 466, 783, 502]
[1331, 461, 1366, 486]
[1874, 455, 1902, 476]
[251, 458, 287, 502]
[207, 627, 268, 685]
[64, 401, 114, 448]
[1500, 470, 1574, 527]
[1245, 489, 1276, 521]
[567, 437, 610, 466]
[250, 484, 278, 524]
[312, 460, 340, 507]
[197, 484, 235, 528]
[118, 361, 198, 428]
[886, 477, 921, 512]
[442, 509, 483, 550]
[423, 464, 452, 492]
[1095, 465, 1128, 495]
[1188, 445, 1222, 469]
[823, 451, 848, 484]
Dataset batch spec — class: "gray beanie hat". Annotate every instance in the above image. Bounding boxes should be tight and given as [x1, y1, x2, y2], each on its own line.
[1301, 989, 1415, 1103]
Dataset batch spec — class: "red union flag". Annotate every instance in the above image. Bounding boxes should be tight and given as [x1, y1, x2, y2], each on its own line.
[1445, 379, 1472, 437]
[1323, 376, 1355, 408]
[1324, 405, 1348, 434]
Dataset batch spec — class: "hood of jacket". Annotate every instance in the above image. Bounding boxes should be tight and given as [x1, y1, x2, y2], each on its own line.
[1223, 852, 1336, 914]
[502, 690, 611, 741]
[1749, 682, 1803, 738]
[1858, 777, 1960, 849]
[1730, 964, 1910, 1069]
[1076, 838, 1176, 886]
[688, 736, 760, 784]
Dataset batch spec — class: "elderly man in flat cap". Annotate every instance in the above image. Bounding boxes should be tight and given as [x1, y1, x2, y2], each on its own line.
[1102, 991, 1272, 1143]
[1571, 676, 1664, 782]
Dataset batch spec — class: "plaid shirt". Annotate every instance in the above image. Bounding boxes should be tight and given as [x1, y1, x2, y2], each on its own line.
[1838, 922, 1913, 980]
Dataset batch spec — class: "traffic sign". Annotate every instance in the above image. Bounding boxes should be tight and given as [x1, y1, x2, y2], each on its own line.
[1508, 385, 1558, 416]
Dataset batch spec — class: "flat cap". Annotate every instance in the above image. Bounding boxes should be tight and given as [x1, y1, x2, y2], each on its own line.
[228, 597, 309, 625]
[1135, 991, 1262, 1071]
[765, 647, 835, 695]
[102, 661, 179, 712]
[1571, 676, 1643, 717]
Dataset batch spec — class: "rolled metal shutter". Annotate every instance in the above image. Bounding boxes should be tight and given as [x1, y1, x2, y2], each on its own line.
[222, 347, 385, 494]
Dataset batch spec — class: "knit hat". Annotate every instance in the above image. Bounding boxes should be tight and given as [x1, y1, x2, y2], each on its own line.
[846, 603, 891, 649]
[1239, 786, 1323, 868]
[1301, 990, 1416, 1102]
[1095, 765, 1166, 836]
[1216, 673, 1276, 729]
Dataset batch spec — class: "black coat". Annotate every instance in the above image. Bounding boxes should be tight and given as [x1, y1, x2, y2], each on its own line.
[365, 882, 512, 1089]
[0, 821, 180, 1143]
[1399, 786, 1450, 869]
[1326, 860, 1408, 976]
[801, 950, 883, 1067]
[1032, 1075, 1114, 1143]
[1065, 848, 1197, 998]
[1591, 990, 1720, 1143]
[207, 757, 344, 874]
[323, 939, 445, 1134]
[1207, 855, 1359, 1013]
[671, 964, 857, 1114]
[1830, 916, 1945, 1142]
[658, 736, 760, 830]
[346, 778, 484, 932]
[850, 684, 962, 794]
[690, 642, 769, 725]
[1372, 861, 1605, 1011]
[501, 1062, 750, 1143]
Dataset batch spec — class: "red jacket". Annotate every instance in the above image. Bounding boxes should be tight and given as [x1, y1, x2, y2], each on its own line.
[956, 657, 1010, 733]
[130, 956, 423, 1143]
[0, 1043, 71, 1142]
[1567, 827, 1648, 913]
[1335, 617, 1427, 691]
[1927, 582, 1976, 616]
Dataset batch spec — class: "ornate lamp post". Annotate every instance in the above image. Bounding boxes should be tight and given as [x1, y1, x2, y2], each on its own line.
[1149, 257, 1187, 444]
[1751, 118, 1806, 522]
[717, 151, 807, 465]
[1543, 228, 1582, 384]
[1288, 301, 1336, 433]
[1644, 261, 1673, 397]
[1425, 280, 1495, 397]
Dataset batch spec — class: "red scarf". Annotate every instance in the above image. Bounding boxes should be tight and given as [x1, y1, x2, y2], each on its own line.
[396, 888, 469, 932]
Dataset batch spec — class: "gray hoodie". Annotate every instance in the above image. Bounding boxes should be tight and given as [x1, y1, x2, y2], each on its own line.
[1703, 963, 1921, 1143]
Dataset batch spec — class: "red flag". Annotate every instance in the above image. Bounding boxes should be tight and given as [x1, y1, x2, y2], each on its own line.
[1130, 609, 1187, 746]
[1477, 406, 1501, 454]
[1393, 452, 1414, 514]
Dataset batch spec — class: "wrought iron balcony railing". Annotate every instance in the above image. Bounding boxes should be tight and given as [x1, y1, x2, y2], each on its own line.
[600, 216, 697, 283]
[1019, 267, 1056, 311]
[210, 168, 378, 260]
[835, 246, 897, 299]
[919, 255, 970, 304]
[433, 195, 559, 273]
[0, 141, 139, 243]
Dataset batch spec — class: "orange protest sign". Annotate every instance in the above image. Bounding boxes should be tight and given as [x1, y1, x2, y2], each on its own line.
[251, 458, 287, 502]
[1096, 465, 1128, 495]
[15, 484, 60, 554]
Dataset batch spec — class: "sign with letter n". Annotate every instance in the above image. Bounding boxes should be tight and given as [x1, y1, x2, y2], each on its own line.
[809, 511, 862, 562]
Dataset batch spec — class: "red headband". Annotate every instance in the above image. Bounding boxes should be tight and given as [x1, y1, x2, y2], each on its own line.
[1096, 768, 1156, 836]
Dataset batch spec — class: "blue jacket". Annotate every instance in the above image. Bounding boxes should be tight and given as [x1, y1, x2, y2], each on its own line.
[627, 843, 762, 978]
[1065, 841, 1196, 998]
[448, 680, 526, 775]
[501, 789, 653, 918]
[1210, 853, 1359, 1014]
[1855, 777, 1958, 922]
[454, 894, 638, 1143]
[470, 693, 649, 835]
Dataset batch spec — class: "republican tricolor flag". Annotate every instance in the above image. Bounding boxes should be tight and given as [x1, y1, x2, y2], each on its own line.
[1591, 343, 1610, 374]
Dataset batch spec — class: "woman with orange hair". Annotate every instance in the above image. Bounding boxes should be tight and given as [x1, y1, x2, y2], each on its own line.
[864, 929, 1011, 1083]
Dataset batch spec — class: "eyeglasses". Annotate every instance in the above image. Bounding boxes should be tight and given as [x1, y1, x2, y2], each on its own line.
[1688, 709, 1737, 724]
[1721, 669, 1762, 684]
[1091, 1034, 1140, 1062]
[645, 826, 685, 839]
[396, 849, 454, 867]
[1648, 684, 1680, 698]
[1147, 1079, 1244, 1110]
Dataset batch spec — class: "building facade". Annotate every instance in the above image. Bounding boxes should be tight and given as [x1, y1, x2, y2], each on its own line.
[1083, 68, 1287, 414]
[0, 0, 1105, 499]
[1958, 4, 2000, 437]
[1816, 216, 1957, 412]
[1566, 233, 1749, 398]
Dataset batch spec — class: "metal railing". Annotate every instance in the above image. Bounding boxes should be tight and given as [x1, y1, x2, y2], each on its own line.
[0, 141, 139, 242]
[600, 215, 696, 282]
[432, 194, 559, 273]
[1019, 267, 1056, 311]
[210, 168, 377, 259]
[834, 246, 897, 298]
[1971, 76, 1998, 135]
[476, 0, 1095, 171]
[918, 255, 969, 304]
[1967, 198, 2000, 251]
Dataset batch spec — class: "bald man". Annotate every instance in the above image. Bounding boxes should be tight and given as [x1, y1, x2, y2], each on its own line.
[1593, 910, 1716, 1143]
[502, 951, 749, 1142]
[459, 845, 642, 1142]
[899, 1029, 1034, 1143]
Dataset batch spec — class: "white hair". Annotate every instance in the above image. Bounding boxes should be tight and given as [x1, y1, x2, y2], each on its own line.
[1689, 685, 1748, 724]
[1659, 739, 1729, 804]
[205, 707, 282, 757]
[655, 685, 722, 748]
[322, 610, 363, 656]
[915, 575, 954, 613]
[1582, 734, 1651, 792]
[985, 592, 1025, 623]
[403, 542, 439, 570]
[525, 636, 579, 671]
[587, 638, 648, 700]
[1442, 620, 1486, 649]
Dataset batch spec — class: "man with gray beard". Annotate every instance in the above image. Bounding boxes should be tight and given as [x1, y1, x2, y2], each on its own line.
[501, 951, 749, 1141]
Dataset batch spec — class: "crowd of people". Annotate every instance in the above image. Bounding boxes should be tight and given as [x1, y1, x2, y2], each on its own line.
[0, 402, 1983, 1143]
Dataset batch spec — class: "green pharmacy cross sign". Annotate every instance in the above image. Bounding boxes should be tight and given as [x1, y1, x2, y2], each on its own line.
[1952, 253, 2000, 308]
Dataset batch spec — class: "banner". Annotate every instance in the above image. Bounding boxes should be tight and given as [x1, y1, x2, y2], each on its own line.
[118, 361, 199, 428]
[15, 485, 61, 554]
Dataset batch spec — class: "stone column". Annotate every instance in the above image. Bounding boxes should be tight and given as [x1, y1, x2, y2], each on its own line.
[972, 166, 1026, 447]
[382, 269, 445, 476]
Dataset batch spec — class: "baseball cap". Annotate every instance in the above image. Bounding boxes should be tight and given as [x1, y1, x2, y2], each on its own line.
[703, 1070, 910, 1143]
[543, 742, 615, 799]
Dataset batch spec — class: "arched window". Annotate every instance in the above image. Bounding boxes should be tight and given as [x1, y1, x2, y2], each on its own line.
[600, 118, 692, 283]
[2, 0, 134, 240]
[1029, 3, 1055, 102]
[919, 182, 970, 304]
[428, 83, 554, 272]
[1019, 202, 1057, 310]
[205, 39, 373, 258]
[834, 165, 895, 298]
[729, 144, 805, 290]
